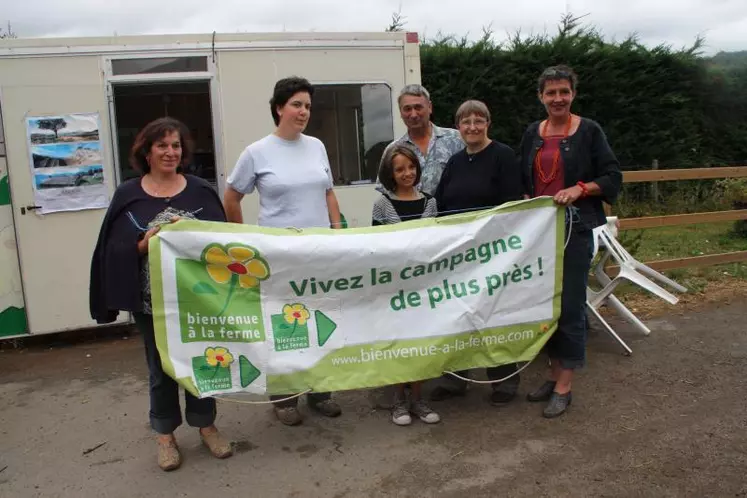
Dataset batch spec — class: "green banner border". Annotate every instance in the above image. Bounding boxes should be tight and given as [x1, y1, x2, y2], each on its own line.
[267, 321, 556, 393]
[150, 197, 565, 397]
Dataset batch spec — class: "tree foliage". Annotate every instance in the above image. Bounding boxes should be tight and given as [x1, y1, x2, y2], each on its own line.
[0, 22, 16, 39]
[37, 118, 67, 139]
[419, 14, 747, 170]
[385, 10, 407, 32]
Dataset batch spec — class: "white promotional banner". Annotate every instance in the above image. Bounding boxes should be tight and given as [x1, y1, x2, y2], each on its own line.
[150, 198, 565, 397]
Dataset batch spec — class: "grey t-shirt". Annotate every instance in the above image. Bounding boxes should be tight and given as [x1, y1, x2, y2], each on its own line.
[227, 134, 334, 228]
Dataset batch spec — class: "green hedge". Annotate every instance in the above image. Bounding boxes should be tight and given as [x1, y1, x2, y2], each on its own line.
[420, 23, 747, 170]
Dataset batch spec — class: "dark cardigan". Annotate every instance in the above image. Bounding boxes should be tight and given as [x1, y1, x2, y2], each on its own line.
[435, 140, 524, 216]
[519, 117, 623, 231]
[89, 174, 226, 324]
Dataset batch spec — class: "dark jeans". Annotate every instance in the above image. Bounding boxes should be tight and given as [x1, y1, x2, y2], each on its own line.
[134, 313, 216, 434]
[546, 229, 594, 369]
[270, 392, 331, 408]
[442, 363, 521, 393]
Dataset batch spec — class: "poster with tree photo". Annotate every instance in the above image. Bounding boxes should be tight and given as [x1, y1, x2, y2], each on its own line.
[26, 113, 109, 214]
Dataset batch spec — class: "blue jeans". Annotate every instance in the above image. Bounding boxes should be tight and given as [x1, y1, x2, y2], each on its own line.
[545, 229, 594, 369]
[134, 313, 216, 434]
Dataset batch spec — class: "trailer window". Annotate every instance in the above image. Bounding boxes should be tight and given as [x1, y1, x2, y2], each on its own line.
[305, 83, 394, 186]
[112, 57, 208, 76]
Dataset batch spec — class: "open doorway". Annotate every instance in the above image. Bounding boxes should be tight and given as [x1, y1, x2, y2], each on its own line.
[111, 81, 217, 186]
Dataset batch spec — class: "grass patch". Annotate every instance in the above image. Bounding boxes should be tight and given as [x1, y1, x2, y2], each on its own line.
[600, 221, 747, 304]
[623, 221, 747, 261]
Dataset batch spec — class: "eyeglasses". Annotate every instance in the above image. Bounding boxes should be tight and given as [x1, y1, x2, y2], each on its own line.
[458, 118, 489, 127]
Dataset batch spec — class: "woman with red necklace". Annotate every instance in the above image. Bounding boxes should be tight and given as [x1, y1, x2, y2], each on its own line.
[518, 65, 622, 418]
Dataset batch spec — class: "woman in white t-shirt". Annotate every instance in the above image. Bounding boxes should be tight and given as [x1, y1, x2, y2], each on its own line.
[223, 76, 343, 426]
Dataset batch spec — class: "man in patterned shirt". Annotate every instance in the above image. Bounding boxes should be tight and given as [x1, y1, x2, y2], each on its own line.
[378, 84, 464, 196]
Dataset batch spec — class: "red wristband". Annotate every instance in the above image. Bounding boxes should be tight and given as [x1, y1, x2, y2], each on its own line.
[576, 181, 589, 198]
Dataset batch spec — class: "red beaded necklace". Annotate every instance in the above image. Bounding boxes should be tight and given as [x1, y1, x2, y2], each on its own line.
[535, 114, 574, 184]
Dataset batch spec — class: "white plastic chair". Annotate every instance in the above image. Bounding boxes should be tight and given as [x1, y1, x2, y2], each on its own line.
[591, 225, 687, 306]
[586, 217, 687, 354]
[586, 217, 636, 354]
[585, 300, 633, 355]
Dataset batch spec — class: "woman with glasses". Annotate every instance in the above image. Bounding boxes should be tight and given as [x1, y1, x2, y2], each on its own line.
[434, 100, 524, 218]
[519, 65, 622, 418]
[430, 100, 526, 405]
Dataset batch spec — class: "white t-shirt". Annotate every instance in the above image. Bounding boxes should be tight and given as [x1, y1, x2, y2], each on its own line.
[227, 134, 334, 228]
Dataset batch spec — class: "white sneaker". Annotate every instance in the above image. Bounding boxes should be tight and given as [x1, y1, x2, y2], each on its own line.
[411, 400, 440, 424]
[391, 400, 412, 426]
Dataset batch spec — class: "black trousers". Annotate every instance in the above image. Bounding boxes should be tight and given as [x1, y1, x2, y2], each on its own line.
[134, 313, 216, 434]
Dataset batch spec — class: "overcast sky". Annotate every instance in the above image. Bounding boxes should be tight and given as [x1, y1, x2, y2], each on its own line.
[2, 0, 746, 55]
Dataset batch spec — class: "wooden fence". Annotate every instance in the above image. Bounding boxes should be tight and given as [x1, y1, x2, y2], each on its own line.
[610, 166, 747, 271]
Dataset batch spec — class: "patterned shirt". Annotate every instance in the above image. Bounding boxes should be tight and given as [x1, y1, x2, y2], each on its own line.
[141, 206, 199, 314]
[378, 123, 464, 196]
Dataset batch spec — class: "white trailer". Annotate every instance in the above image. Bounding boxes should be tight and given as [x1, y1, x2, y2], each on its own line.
[0, 31, 421, 338]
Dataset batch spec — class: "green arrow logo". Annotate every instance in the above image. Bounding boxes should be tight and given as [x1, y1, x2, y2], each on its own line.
[239, 355, 261, 387]
[315, 310, 337, 347]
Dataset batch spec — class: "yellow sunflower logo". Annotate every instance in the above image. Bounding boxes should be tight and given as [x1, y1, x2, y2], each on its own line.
[283, 303, 310, 326]
[205, 346, 234, 368]
[200, 243, 270, 315]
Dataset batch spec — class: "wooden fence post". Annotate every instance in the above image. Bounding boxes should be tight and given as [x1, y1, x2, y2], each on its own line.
[651, 159, 659, 202]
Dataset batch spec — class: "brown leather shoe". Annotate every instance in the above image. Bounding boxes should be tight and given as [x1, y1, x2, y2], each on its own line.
[157, 438, 181, 471]
[309, 399, 342, 418]
[200, 427, 233, 459]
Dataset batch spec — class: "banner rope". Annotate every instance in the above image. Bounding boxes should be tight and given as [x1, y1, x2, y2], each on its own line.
[564, 205, 574, 249]
[442, 358, 536, 385]
[215, 389, 312, 405]
[214, 358, 538, 403]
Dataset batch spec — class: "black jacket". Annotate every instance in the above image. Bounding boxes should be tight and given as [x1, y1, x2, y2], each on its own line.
[89, 175, 226, 324]
[519, 117, 622, 231]
[435, 140, 524, 216]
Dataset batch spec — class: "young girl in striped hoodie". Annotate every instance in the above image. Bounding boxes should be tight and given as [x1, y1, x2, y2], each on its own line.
[372, 144, 440, 426]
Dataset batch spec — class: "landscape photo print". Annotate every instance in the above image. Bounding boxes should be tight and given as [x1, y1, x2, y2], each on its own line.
[25, 113, 109, 214]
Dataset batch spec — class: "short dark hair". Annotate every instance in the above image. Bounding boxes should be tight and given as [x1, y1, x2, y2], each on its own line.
[129, 117, 194, 174]
[269, 76, 314, 125]
[378, 144, 422, 193]
[537, 65, 578, 94]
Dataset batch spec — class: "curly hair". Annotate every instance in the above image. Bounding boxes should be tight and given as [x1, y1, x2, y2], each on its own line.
[129, 117, 194, 174]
